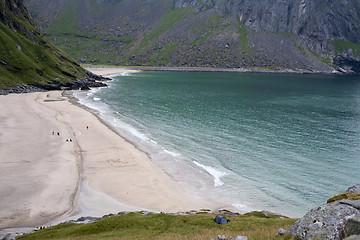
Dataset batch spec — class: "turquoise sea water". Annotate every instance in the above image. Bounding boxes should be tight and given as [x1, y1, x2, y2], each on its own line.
[76, 71, 360, 217]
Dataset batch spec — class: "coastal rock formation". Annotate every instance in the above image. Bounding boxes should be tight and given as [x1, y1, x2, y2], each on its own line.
[348, 185, 360, 194]
[0, 0, 107, 92]
[286, 185, 360, 240]
[24, 0, 360, 73]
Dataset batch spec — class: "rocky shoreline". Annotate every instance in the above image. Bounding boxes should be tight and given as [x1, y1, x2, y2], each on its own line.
[0, 73, 109, 96]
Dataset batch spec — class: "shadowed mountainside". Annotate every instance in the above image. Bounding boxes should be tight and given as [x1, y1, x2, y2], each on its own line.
[24, 0, 360, 73]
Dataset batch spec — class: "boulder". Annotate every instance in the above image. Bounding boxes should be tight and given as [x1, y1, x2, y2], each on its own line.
[286, 185, 360, 240]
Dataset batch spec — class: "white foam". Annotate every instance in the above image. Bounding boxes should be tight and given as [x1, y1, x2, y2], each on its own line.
[106, 71, 137, 78]
[232, 202, 254, 213]
[74, 89, 150, 144]
[111, 117, 149, 142]
[150, 139, 158, 145]
[164, 149, 181, 157]
[193, 161, 227, 187]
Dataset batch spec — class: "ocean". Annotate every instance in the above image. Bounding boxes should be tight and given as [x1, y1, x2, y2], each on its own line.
[75, 71, 360, 217]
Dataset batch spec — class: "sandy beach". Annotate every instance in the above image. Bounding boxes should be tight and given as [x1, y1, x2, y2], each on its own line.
[0, 87, 216, 231]
[85, 67, 140, 76]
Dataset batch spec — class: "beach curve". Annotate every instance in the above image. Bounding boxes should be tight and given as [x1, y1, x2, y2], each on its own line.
[0, 87, 218, 232]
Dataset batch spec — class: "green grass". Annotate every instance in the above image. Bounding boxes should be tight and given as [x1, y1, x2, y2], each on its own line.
[191, 14, 222, 46]
[41, 0, 134, 65]
[0, 14, 88, 90]
[43, 32, 133, 65]
[18, 212, 297, 240]
[143, 7, 192, 47]
[147, 42, 179, 66]
[237, 17, 250, 55]
[127, 7, 193, 60]
[46, 2, 79, 35]
[305, 47, 334, 67]
[333, 39, 360, 57]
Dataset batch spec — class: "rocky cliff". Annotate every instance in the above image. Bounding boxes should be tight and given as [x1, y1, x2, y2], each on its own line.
[0, 0, 106, 92]
[24, 0, 360, 73]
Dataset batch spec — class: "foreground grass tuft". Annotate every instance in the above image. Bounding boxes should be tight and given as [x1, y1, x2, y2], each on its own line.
[327, 191, 360, 203]
[18, 212, 297, 240]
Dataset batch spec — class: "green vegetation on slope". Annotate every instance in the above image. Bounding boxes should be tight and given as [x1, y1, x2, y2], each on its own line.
[46, 2, 78, 35]
[147, 42, 179, 66]
[237, 17, 250, 55]
[0, 21, 86, 89]
[191, 13, 222, 46]
[141, 7, 192, 49]
[125, 7, 193, 64]
[0, 0, 90, 90]
[333, 39, 360, 58]
[18, 212, 297, 240]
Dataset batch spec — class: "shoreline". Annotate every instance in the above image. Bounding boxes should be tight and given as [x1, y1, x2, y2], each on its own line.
[0, 88, 225, 234]
[84, 65, 346, 75]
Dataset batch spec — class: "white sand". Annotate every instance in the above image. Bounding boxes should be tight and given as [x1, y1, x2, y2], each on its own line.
[0, 91, 215, 231]
[85, 67, 140, 76]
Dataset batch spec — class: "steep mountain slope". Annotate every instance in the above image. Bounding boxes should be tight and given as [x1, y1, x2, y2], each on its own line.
[0, 0, 106, 92]
[24, 0, 360, 73]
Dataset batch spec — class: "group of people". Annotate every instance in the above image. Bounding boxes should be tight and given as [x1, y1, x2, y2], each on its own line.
[51, 126, 89, 143]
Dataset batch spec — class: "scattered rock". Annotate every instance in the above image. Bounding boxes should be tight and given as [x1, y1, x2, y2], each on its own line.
[211, 235, 248, 240]
[217, 209, 240, 216]
[276, 228, 286, 236]
[344, 235, 360, 240]
[234, 236, 248, 240]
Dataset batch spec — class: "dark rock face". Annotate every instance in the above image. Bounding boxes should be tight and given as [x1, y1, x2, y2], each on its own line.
[24, 0, 360, 73]
[286, 185, 360, 240]
[175, 0, 360, 46]
[334, 57, 360, 74]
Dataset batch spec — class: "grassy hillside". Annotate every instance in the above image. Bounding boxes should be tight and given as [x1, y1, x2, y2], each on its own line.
[18, 212, 298, 240]
[0, 0, 96, 90]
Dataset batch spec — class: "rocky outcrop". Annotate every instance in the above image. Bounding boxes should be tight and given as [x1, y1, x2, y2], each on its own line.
[286, 185, 360, 240]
